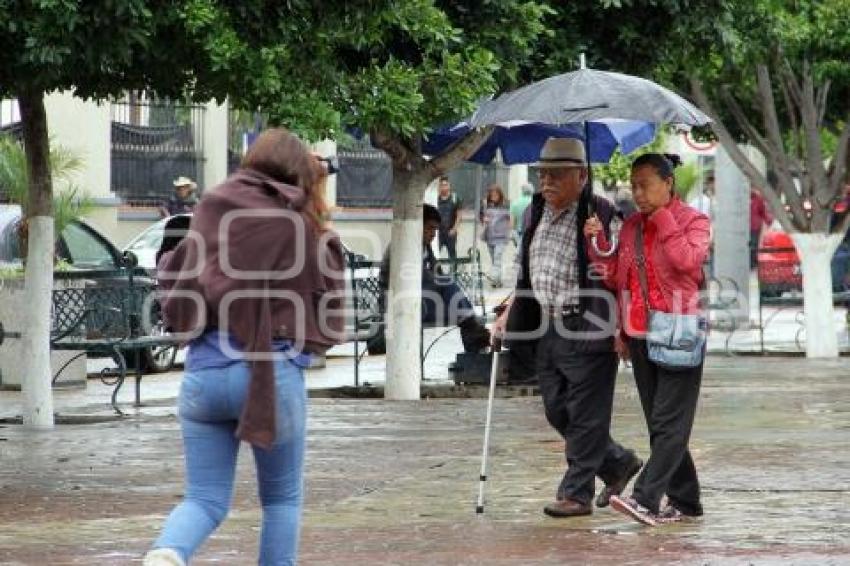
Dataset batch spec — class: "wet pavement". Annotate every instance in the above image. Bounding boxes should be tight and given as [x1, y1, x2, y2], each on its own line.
[0, 352, 848, 565]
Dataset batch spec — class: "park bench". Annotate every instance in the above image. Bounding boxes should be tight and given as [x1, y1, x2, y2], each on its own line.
[346, 251, 486, 386]
[49, 261, 179, 414]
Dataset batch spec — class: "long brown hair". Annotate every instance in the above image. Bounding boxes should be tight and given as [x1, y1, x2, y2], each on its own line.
[241, 128, 329, 228]
[485, 183, 506, 206]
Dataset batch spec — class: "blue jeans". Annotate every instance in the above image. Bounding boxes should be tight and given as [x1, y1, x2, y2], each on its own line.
[153, 359, 307, 565]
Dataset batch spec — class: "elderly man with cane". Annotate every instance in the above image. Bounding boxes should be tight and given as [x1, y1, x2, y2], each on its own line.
[491, 137, 642, 517]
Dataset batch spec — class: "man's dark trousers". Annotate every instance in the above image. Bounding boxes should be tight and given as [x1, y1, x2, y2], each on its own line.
[627, 338, 703, 515]
[438, 230, 457, 262]
[537, 324, 635, 505]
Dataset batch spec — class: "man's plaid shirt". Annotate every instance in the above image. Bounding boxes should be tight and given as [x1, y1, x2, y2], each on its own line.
[529, 204, 580, 308]
[529, 202, 622, 309]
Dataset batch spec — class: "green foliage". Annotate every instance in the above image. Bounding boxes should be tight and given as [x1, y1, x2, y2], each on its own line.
[519, 1, 730, 88]
[675, 0, 850, 141]
[593, 128, 668, 190]
[203, 1, 551, 145]
[673, 162, 701, 200]
[0, 135, 93, 235]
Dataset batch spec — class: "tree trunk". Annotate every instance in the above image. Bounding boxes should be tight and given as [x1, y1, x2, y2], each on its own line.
[385, 168, 429, 400]
[791, 233, 842, 358]
[18, 89, 55, 428]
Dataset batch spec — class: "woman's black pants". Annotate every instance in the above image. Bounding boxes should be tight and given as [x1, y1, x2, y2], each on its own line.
[627, 338, 704, 516]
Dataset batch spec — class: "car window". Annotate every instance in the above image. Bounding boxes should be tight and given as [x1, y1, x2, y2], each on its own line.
[0, 220, 22, 263]
[127, 224, 165, 252]
[61, 222, 118, 269]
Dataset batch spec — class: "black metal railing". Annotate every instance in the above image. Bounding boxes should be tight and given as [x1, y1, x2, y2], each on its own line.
[110, 100, 206, 205]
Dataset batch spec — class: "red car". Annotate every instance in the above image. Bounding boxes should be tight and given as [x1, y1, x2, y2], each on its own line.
[757, 230, 802, 297]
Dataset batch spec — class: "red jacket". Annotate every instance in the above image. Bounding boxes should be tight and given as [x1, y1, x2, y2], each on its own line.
[588, 197, 711, 320]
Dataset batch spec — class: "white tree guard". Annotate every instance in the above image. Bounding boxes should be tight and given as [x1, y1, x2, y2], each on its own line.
[385, 216, 423, 400]
[791, 233, 842, 358]
[22, 216, 55, 428]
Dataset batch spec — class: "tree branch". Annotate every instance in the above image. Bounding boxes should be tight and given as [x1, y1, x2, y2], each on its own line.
[720, 86, 771, 154]
[779, 57, 803, 109]
[778, 68, 801, 162]
[690, 76, 797, 233]
[370, 128, 423, 172]
[828, 119, 850, 202]
[427, 126, 494, 178]
[755, 65, 808, 228]
[816, 80, 831, 129]
[798, 61, 830, 229]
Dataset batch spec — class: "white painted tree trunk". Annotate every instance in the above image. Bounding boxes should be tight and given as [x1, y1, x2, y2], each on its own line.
[385, 176, 425, 400]
[22, 216, 55, 427]
[791, 233, 842, 358]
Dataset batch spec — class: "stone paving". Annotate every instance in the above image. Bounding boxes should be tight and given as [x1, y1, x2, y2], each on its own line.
[0, 354, 848, 565]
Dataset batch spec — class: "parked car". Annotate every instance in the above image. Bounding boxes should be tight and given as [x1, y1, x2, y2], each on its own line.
[757, 228, 849, 298]
[124, 214, 380, 344]
[0, 205, 175, 372]
[757, 230, 802, 298]
[0, 205, 123, 270]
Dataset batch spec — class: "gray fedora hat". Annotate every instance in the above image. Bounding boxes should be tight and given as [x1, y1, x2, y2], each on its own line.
[533, 137, 587, 168]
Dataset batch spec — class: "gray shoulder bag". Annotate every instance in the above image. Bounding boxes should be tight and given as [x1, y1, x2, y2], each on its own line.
[635, 222, 707, 370]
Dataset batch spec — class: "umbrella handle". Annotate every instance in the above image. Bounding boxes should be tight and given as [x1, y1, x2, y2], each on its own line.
[591, 234, 618, 257]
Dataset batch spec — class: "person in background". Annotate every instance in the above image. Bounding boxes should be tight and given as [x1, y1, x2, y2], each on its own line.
[480, 183, 511, 287]
[510, 182, 534, 246]
[144, 128, 345, 566]
[585, 152, 710, 527]
[378, 204, 490, 353]
[160, 176, 198, 218]
[436, 176, 462, 263]
[491, 137, 642, 519]
[750, 186, 774, 269]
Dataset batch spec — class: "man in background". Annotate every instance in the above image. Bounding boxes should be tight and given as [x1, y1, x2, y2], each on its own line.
[436, 176, 462, 262]
[750, 186, 774, 269]
[160, 176, 198, 218]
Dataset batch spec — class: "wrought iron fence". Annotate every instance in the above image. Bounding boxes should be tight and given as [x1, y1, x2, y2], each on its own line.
[336, 149, 393, 207]
[110, 100, 205, 205]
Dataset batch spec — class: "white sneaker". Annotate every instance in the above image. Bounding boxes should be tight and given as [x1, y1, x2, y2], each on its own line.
[143, 548, 186, 566]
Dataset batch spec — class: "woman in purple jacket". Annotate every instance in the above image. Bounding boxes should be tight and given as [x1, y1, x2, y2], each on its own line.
[585, 153, 711, 527]
[144, 129, 344, 565]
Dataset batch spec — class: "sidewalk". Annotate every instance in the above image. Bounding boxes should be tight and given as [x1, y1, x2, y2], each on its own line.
[1, 352, 848, 564]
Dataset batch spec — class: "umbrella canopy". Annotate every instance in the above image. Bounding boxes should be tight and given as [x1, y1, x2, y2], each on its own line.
[424, 119, 656, 165]
[469, 68, 711, 128]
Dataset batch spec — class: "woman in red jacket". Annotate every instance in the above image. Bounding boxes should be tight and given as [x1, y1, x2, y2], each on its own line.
[584, 153, 711, 526]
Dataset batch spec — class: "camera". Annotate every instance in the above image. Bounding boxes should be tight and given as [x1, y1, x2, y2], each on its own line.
[318, 155, 339, 175]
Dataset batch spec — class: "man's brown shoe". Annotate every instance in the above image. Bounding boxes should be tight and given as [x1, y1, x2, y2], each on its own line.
[596, 457, 643, 508]
[543, 498, 592, 518]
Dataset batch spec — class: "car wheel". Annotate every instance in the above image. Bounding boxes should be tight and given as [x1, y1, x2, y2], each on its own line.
[143, 343, 178, 373]
[759, 287, 780, 299]
[142, 316, 179, 373]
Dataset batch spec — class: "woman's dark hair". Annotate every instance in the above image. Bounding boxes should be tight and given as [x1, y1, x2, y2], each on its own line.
[156, 214, 192, 265]
[631, 152, 682, 180]
[423, 203, 442, 225]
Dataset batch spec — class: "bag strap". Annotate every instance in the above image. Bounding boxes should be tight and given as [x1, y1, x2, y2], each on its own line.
[634, 221, 652, 314]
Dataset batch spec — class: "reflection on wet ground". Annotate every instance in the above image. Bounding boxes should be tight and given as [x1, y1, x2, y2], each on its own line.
[0, 356, 848, 564]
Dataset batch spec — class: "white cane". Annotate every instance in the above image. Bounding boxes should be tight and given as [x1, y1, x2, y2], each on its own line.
[476, 341, 501, 514]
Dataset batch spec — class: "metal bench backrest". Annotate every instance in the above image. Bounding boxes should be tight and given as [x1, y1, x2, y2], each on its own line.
[51, 273, 155, 343]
